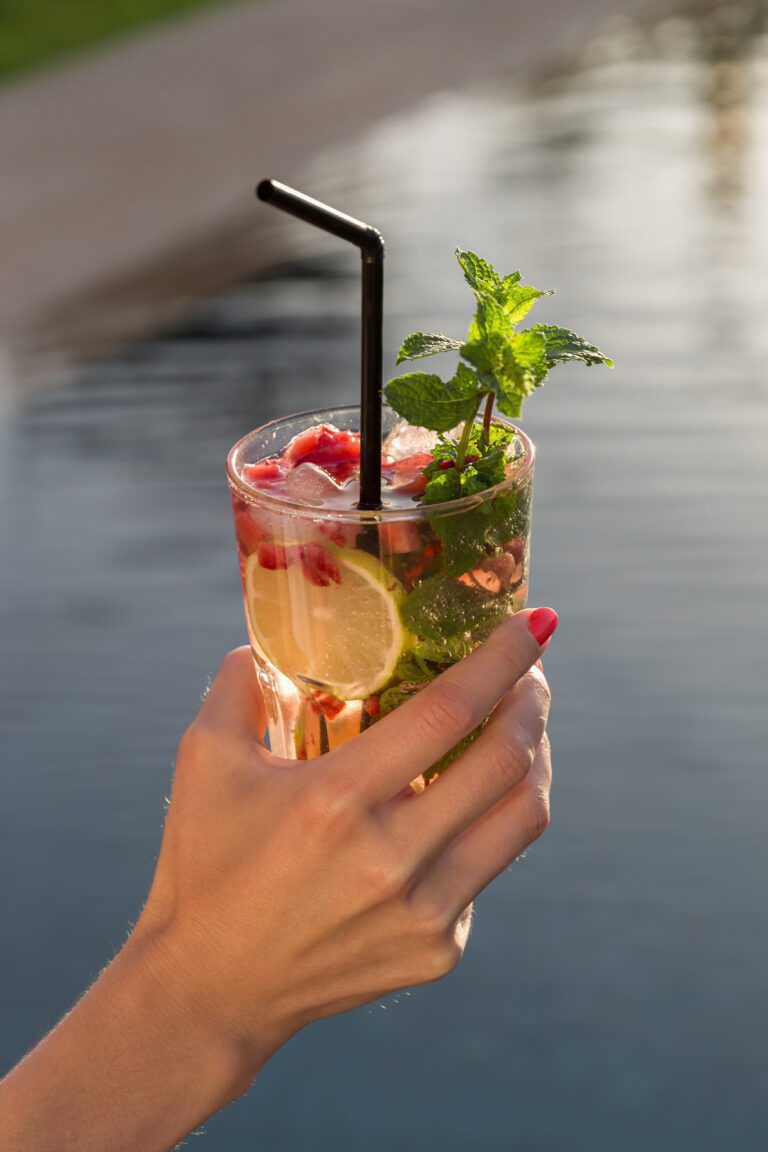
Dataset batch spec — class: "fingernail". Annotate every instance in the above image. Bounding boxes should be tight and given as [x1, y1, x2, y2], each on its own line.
[528, 607, 558, 646]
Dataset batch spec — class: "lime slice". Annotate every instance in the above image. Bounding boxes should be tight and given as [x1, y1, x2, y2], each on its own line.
[245, 546, 408, 700]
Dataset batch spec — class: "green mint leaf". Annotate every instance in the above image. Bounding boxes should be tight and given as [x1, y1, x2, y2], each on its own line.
[495, 392, 523, 419]
[495, 330, 549, 418]
[457, 253, 550, 325]
[471, 297, 512, 340]
[456, 249, 501, 298]
[470, 449, 508, 488]
[396, 331, 465, 365]
[385, 364, 481, 432]
[421, 464, 461, 506]
[502, 283, 553, 326]
[432, 506, 490, 574]
[460, 334, 502, 378]
[401, 572, 512, 643]
[532, 324, 614, 368]
[394, 652, 434, 684]
[484, 485, 531, 553]
[414, 634, 472, 665]
[380, 682, 421, 716]
[501, 271, 522, 292]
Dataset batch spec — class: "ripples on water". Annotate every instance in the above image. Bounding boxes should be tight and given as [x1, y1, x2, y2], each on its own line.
[2, 7, 768, 1149]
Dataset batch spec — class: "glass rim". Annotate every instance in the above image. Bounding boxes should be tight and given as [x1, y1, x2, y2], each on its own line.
[226, 404, 535, 522]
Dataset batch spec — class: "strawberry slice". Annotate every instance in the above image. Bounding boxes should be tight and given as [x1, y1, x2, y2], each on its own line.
[384, 452, 433, 496]
[297, 542, 342, 587]
[402, 539, 442, 586]
[363, 694, 381, 718]
[253, 538, 340, 587]
[309, 690, 345, 720]
[380, 520, 423, 555]
[256, 542, 289, 570]
[232, 497, 270, 556]
[317, 520, 358, 548]
[242, 458, 287, 487]
[284, 424, 361, 481]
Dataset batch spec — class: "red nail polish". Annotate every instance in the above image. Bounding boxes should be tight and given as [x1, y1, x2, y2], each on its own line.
[529, 607, 558, 646]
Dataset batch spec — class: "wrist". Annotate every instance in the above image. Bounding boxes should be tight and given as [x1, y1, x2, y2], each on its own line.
[123, 921, 254, 1108]
[129, 911, 290, 1093]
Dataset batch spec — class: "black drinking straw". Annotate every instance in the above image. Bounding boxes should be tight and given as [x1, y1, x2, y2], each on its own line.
[256, 179, 384, 510]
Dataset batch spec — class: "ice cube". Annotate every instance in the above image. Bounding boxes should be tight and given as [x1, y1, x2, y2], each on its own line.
[340, 475, 360, 504]
[382, 419, 438, 462]
[382, 418, 464, 461]
[283, 462, 345, 505]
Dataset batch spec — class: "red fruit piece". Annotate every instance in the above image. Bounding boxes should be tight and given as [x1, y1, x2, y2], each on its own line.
[380, 520, 423, 555]
[257, 542, 289, 570]
[284, 424, 361, 481]
[390, 452, 433, 473]
[317, 520, 358, 548]
[297, 542, 341, 587]
[254, 539, 341, 587]
[364, 694, 381, 718]
[403, 539, 442, 586]
[309, 690, 345, 720]
[242, 458, 287, 488]
[385, 452, 433, 496]
[232, 497, 270, 556]
[328, 459, 359, 483]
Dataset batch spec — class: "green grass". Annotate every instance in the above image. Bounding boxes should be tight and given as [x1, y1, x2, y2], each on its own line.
[0, 0, 223, 82]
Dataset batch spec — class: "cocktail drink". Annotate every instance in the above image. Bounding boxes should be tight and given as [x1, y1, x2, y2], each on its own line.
[227, 407, 534, 775]
[232, 182, 611, 777]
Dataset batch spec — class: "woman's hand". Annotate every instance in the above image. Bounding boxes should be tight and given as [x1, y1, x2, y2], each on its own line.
[138, 607, 555, 1077]
[0, 606, 555, 1152]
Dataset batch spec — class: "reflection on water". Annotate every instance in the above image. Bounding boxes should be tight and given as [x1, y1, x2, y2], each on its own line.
[2, 6, 768, 1150]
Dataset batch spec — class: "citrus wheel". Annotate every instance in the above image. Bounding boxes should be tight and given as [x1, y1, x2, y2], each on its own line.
[245, 546, 408, 699]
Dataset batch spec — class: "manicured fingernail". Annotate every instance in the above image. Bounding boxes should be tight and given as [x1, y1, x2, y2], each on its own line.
[528, 607, 558, 646]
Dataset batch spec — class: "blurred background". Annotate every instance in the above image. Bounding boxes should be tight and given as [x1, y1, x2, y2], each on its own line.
[1, 0, 767, 1148]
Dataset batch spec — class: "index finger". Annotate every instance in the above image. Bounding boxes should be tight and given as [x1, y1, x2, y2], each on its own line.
[344, 606, 558, 800]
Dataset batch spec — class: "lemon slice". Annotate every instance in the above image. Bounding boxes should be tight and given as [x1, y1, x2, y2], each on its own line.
[245, 546, 408, 700]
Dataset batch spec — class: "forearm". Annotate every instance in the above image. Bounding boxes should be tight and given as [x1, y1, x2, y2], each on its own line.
[0, 927, 256, 1152]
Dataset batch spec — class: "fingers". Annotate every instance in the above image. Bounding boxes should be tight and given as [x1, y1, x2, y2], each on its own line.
[393, 664, 550, 859]
[422, 734, 553, 916]
[191, 647, 267, 741]
[344, 607, 557, 801]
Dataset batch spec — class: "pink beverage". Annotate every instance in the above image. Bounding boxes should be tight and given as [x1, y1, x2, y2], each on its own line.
[227, 406, 534, 782]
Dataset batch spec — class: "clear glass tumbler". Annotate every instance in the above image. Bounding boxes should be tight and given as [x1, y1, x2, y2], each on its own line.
[227, 405, 534, 773]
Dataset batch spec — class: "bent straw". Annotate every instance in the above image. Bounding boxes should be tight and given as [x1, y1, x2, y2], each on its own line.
[256, 179, 384, 510]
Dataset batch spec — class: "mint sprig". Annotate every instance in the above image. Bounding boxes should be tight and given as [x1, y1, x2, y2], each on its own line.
[384, 248, 613, 442]
[376, 250, 612, 779]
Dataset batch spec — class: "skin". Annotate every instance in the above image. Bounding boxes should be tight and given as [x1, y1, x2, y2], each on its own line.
[0, 607, 554, 1152]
